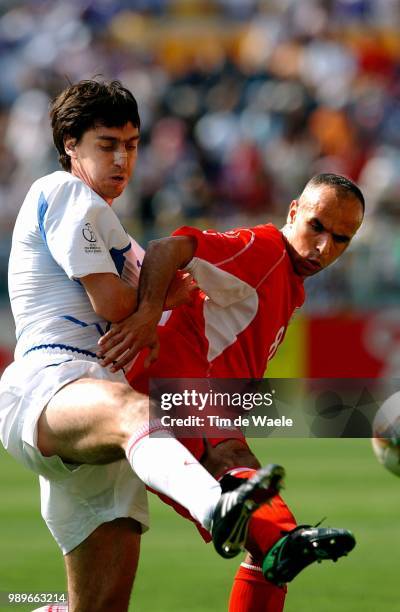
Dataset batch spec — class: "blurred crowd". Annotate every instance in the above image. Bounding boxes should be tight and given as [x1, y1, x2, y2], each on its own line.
[0, 0, 400, 310]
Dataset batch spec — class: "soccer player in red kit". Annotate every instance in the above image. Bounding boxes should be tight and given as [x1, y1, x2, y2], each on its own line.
[98, 173, 364, 611]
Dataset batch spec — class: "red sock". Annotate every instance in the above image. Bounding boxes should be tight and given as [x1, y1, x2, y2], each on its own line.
[226, 468, 297, 559]
[228, 563, 286, 612]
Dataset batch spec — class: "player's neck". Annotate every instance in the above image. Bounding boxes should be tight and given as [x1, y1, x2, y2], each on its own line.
[70, 168, 114, 206]
[280, 229, 304, 279]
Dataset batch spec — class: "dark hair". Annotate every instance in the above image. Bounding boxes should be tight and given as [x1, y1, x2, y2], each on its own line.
[50, 79, 140, 171]
[306, 173, 365, 214]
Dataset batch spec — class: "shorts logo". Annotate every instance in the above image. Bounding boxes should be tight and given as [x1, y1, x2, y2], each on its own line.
[82, 223, 97, 243]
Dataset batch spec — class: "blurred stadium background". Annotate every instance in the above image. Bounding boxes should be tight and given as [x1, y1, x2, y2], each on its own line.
[0, 0, 400, 610]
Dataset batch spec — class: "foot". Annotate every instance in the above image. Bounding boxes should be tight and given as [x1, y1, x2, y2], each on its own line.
[211, 464, 285, 559]
[262, 525, 356, 585]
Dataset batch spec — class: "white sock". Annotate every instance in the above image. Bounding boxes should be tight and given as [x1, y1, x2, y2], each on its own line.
[126, 421, 221, 529]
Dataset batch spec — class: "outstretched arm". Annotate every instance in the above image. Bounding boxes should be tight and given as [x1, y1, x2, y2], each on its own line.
[97, 235, 197, 370]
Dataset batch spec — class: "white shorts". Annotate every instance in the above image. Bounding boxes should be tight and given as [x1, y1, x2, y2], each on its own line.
[0, 351, 149, 554]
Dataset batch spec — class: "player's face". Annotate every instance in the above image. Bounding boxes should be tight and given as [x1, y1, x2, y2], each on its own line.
[64, 123, 139, 204]
[283, 185, 363, 277]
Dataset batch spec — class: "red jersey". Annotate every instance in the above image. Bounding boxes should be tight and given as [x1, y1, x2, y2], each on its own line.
[128, 223, 304, 388]
[128, 224, 305, 534]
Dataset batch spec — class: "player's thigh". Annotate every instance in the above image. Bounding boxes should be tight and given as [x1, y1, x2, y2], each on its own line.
[65, 517, 141, 612]
[38, 377, 149, 462]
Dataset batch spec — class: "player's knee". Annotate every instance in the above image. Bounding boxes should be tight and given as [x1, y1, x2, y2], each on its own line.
[229, 446, 260, 470]
[201, 439, 261, 477]
[112, 384, 150, 441]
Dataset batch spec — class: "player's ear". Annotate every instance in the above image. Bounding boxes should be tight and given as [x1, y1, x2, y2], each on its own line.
[287, 199, 299, 225]
[64, 136, 78, 159]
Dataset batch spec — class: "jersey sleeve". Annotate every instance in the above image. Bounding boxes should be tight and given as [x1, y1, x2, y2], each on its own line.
[172, 225, 286, 305]
[122, 235, 145, 289]
[40, 179, 123, 280]
[129, 236, 145, 266]
[173, 226, 255, 266]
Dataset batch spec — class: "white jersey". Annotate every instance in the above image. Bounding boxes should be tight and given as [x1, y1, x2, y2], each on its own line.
[8, 171, 144, 360]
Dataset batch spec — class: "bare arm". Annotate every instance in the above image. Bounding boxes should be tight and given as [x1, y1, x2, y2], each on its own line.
[97, 235, 197, 370]
[80, 272, 137, 322]
[136, 235, 196, 315]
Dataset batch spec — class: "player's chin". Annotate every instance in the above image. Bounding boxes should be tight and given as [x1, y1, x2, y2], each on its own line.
[295, 260, 323, 277]
[303, 266, 322, 277]
[105, 182, 127, 199]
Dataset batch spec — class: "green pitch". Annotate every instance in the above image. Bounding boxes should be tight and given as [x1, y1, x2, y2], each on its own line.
[0, 438, 399, 612]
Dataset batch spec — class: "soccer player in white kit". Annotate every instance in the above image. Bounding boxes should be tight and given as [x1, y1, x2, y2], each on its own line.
[0, 80, 284, 612]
